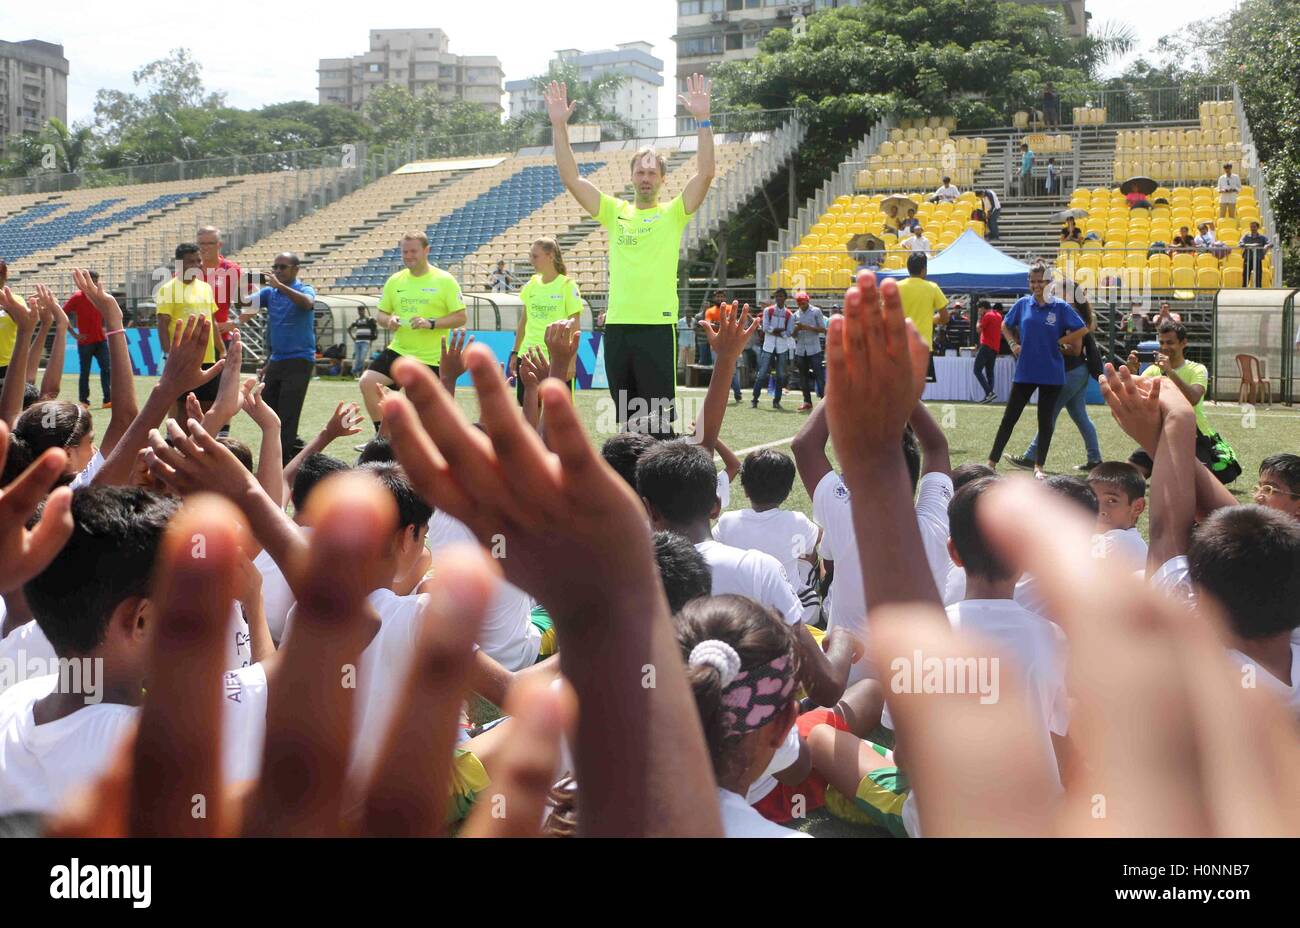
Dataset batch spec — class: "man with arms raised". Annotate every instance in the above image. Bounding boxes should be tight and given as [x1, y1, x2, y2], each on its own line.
[545, 75, 715, 437]
[359, 231, 467, 434]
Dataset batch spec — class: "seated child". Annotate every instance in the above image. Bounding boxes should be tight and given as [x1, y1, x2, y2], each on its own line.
[809, 477, 1069, 836]
[714, 449, 822, 623]
[1087, 461, 1149, 571]
[1253, 453, 1300, 521]
[675, 594, 811, 838]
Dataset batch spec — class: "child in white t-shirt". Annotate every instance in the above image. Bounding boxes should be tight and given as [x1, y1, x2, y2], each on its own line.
[1, 486, 267, 816]
[1087, 461, 1149, 572]
[637, 440, 855, 706]
[807, 476, 1069, 836]
[714, 448, 822, 623]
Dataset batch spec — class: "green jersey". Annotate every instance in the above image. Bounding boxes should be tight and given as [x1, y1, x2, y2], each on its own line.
[378, 266, 464, 365]
[596, 192, 691, 325]
[519, 273, 583, 358]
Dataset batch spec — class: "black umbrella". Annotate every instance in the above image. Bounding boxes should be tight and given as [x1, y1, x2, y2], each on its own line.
[1120, 176, 1158, 196]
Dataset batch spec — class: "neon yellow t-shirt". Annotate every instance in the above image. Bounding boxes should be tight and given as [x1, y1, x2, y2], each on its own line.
[1142, 360, 1211, 435]
[0, 294, 26, 368]
[896, 277, 948, 348]
[519, 274, 583, 358]
[155, 278, 218, 364]
[379, 266, 464, 366]
[596, 192, 691, 325]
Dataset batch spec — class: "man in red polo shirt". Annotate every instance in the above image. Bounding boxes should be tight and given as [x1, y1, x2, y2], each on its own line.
[197, 225, 243, 346]
[64, 270, 111, 408]
[973, 300, 1004, 403]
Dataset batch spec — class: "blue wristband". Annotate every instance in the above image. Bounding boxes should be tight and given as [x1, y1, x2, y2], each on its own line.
[697, 119, 712, 129]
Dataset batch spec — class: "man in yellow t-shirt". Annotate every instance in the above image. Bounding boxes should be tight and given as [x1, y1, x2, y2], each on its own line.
[155, 242, 222, 414]
[895, 252, 950, 382]
[359, 231, 467, 433]
[0, 259, 23, 377]
[546, 75, 716, 437]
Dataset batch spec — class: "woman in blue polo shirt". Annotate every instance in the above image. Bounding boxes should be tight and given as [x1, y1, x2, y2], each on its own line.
[986, 263, 1087, 479]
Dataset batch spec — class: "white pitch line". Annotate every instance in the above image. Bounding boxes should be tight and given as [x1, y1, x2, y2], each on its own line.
[733, 434, 800, 456]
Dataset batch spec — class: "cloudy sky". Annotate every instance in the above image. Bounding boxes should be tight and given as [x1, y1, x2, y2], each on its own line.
[6, 0, 1239, 127]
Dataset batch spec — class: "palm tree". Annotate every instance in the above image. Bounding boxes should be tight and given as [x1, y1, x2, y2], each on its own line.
[1075, 20, 1138, 79]
[41, 118, 97, 173]
[529, 61, 633, 138]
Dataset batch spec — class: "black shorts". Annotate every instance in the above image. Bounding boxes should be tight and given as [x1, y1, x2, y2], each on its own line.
[367, 347, 439, 381]
[602, 324, 677, 437]
[191, 363, 221, 403]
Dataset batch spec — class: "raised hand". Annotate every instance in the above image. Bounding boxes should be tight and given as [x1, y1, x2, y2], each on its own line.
[824, 270, 930, 470]
[439, 329, 473, 386]
[518, 346, 548, 391]
[72, 268, 124, 330]
[1099, 362, 1163, 453]
[204, 330, 245, 426]
[159, 316, 224, 399]
[0, 287, 35, 332]
[543, 318, 580, 379]
[237, 379, 275, 429]
[702, 300, 757, 363]
[322, 401, 363, 442]
[543, 80, 577, 126]
[677, 73, 711, 121]
[966, 478, 1299, 836]
[0, 422, 73, 594]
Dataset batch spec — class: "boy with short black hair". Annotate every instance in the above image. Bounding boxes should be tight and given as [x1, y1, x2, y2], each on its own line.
[715, 449, 821, 619]
[1254, 453, 1300, 520]
[636, 440, 854, 706]
[652, 530, 713, 613]
[0, 487, 267, 816]
[1189, 506, 1300, 717]
[1087, 461, 1148, 570]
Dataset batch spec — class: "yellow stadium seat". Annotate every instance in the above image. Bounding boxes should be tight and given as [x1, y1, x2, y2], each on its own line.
[1125, 252, 1146, 269]
[1147, 268, 1171, 290]
[1196, 267, 1221, 290]
[813, 268, 833, 289]
[1171, 266, 1196, 288]
[1221, 266, 1243, 288]
[1195, 253, 1218, 271]
[1171, 253, 1195, 270]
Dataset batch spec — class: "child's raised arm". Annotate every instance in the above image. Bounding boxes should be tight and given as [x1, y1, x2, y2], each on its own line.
[825, 271, 943, 610]
[281, 401, 362, 507]
[0, 289, 37, 426]
[35, 286, 68, 401]
[382, 349, 723, 836]
[696, 301, 757, 454]
[240, 378, 286, 508]
[72, 270, 136, 459]
[909, 399, 951, 478]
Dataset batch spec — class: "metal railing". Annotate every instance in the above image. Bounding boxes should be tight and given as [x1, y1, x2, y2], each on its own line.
[1233, 87, 1282, 285]
[1023, 85, 1236, 128]
[0, 144, 364, 196]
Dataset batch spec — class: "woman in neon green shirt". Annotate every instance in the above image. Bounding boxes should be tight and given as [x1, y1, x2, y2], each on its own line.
[509, 237, 583, 404]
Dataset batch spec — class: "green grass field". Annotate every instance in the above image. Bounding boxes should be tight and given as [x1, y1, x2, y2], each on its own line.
[57, 375, 1300, 836]
[63, 375, 1300, 527]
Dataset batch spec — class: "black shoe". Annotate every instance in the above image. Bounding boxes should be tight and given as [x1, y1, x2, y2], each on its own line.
[1006, 454, 1035, 470]
[1075, 461, 1103, 472]
[773, 400, 783, 409]
[981, 392, 996, 403]
[751, 398, 758, 408]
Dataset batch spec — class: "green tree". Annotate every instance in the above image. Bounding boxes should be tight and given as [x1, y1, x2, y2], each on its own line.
[1154, 0, 1300, 284]
[706, 0, 1095, 274]
[527, 60, 630, 136]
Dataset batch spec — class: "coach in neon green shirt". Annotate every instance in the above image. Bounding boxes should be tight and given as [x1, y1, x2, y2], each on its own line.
[546, 74, 716, 436]
[359, 230, 467, 431]
[510, 237, 583, 404]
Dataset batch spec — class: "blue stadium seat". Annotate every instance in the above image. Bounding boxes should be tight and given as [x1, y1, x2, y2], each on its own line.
[0, 193, 203, 261]
[334, 163, 604, 288]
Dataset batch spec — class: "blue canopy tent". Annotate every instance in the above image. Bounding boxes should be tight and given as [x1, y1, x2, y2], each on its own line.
[877, 230, 1030, 292]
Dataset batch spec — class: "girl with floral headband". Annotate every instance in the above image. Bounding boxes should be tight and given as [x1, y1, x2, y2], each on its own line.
[675, 595, 811, 838]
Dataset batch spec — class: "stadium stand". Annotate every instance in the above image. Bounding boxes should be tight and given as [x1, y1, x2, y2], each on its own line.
[854, 122, 987, 192]
[1113, 101, 1242, 183]
[329, 161, 605, 290]
[1056, 183, 1270, 292]
[769, 189, 986, 292]
[229, 167, 468, 273]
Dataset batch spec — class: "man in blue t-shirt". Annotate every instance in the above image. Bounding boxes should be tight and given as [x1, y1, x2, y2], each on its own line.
[239, 252, 318, 463]
[986, 263, 1086, 478]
